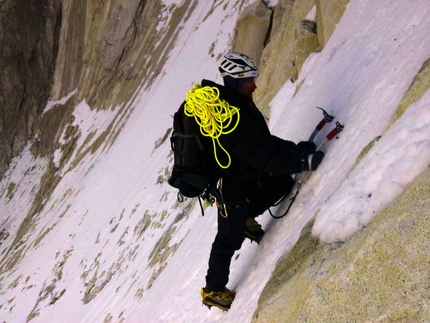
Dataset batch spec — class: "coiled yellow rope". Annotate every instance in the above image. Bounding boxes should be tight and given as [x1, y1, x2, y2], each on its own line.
[184, 83, 240, 169]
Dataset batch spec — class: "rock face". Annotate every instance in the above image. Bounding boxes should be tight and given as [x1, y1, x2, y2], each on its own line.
[316, 0, 349, 49]
[252, 0, 349, 114]
[0, 0, 183, 262]
[0, 0, 179, 179]
[389, 57, 430, 126]
[0, 0, 62, 179]
[252, 168, 430, 322]
[253, 0, 317, 113]
[232, 1, 273, 68]
[34, 0, 165, 161]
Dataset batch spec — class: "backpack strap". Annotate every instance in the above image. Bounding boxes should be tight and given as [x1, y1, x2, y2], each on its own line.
[171, 132, 204, 151]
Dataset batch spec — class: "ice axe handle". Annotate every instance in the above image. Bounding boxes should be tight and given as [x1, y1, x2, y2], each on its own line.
[326, 122, 344, 140]
[315, 119, 327, 131]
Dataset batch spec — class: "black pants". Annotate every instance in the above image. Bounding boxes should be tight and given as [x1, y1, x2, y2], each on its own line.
[205, 174, 294, 291]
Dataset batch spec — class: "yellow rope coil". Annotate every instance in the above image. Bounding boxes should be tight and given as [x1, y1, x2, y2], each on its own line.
[184, 83, 240, 169]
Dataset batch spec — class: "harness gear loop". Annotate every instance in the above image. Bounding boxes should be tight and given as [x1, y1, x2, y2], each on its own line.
[184, 83, 240, 169]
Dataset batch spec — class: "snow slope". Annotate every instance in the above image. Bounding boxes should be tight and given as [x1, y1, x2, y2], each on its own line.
[1, 0, 430, 322]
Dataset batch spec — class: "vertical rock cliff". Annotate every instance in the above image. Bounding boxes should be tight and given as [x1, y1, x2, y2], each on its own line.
[0, 0, 62, 178]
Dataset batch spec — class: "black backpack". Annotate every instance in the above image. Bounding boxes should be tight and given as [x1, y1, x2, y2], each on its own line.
[168, 103, 215, 199]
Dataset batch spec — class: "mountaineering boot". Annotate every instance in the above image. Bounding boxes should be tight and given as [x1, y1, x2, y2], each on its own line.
[244, 217, 265, 243]
[200, 287, 236, 311]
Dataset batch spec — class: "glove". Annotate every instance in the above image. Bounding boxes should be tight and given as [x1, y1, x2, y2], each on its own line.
[297, 141, 316, 154]
[302, 151, 325, 171]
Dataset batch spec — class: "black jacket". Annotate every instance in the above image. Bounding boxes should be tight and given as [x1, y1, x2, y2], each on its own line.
[201, 79, 302, 180]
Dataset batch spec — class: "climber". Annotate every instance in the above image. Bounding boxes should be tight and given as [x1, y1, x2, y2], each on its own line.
[197, 52, 324, 311]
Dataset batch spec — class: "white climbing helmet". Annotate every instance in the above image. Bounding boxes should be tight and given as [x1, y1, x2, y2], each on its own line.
[219, 52, 258, 79]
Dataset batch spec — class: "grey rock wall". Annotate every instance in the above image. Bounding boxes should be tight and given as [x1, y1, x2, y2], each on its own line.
[0, 0, 179, 179]
[0, 0, 62, 179]
[232, 1, 273, 68]
[0, 0, 177, 261]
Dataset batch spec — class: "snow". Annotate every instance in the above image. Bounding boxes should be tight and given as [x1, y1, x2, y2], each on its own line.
[43, 89, 77, 114]
[53, 99, 119, 170]
[1, 0, 430, 322]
